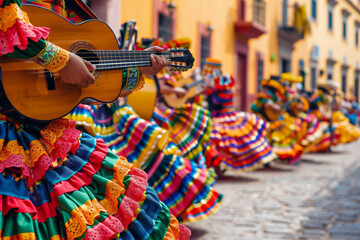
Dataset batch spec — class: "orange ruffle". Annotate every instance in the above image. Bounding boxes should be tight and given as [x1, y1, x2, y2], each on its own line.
[0, 3, 30, 32]
[65, 198, 106, 240]
[163, 214, 180, 240]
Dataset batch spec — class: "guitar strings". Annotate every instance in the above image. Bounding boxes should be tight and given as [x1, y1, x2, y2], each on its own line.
[18, 58, 187, 66]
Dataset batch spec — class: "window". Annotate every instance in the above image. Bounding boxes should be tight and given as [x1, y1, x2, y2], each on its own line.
[282, 0, 288, 26]
[327, 62, 334, 81]
[310, 67, 317, 90]
[355, 71, 360, 101]
[343, 14, 347, 40]
[311, 0, 317, 20]
[200, 35, 211, 68]
[356, 25, 359, 47]
[257, 57, 264, 91]
[281, 58, 290, 73]
[158, 13, 173, 42]
[299, 60, 305, 91]
[253, 0, 266, 26]
[342, 67, 347, 94]
[328, 4, 333, 31]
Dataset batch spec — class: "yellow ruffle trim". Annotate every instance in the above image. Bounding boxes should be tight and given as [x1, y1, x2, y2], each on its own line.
[99, 156, 132, 215]
[65, 198, 106, 240]
[0, 3, 30, 32]
[0, 139, 47, 168]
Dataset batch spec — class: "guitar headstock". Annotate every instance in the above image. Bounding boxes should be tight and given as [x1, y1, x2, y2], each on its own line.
[167, 48, 195, 72]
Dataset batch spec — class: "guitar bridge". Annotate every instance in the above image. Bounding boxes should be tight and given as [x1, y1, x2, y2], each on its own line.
[45, 70, 56, 90]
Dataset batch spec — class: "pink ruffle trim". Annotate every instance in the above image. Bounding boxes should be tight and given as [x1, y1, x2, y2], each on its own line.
[27, 128, 81, 186]
[0, 20, 50, 55]
[85, 215, 124, 240]
[179, 224, 192, 240]
[0, 123, 80, 187]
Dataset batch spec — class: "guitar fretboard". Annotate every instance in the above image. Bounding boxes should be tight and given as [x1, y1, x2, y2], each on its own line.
[87, 50, 171, 71]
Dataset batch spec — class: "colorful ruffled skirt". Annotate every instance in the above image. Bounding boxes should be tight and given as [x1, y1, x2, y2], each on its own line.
[152, 104, 212, 168]
[0, 115, 190, 240]
[296, 114, 325, 151]
[68, 104, 222, 222]
[307, 122, 340, 152]
[308, 111, 360, 152]
[207, 111, 277, 171]
[333, 111, 360, 144]
[268, 116, 304, 164]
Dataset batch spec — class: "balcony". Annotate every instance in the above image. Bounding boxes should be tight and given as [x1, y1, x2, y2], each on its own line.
[278, 4, 307, 44]
[234, 0, 267, 39]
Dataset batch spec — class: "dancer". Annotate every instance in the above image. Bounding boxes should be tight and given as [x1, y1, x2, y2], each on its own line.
[251, 75, 304, 164]
[201, 58, 276, 172]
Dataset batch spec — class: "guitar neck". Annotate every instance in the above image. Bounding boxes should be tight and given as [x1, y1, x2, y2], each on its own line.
[92, 50, 169, 71]
[183, 79, 205, 90]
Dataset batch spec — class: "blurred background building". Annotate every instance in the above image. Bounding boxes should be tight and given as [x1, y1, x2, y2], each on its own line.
[83, 0, 360, 110]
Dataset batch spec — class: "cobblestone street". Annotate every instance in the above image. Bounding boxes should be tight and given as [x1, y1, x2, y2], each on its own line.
[187, 141, 360, 240]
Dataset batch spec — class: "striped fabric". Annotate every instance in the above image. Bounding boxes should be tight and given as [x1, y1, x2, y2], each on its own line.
[206, 75, 276, 171]
[210, 111, 277, 170]
[152, 103, 212, 167]
[68, 104, 222, 223]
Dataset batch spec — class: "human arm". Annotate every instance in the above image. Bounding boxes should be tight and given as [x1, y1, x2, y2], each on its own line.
[1, 1, 96, 87]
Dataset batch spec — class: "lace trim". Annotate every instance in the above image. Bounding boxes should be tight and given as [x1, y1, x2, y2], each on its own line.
[32, 41, 70, 73]
[0, 118, 80, 186]
[0, 3, 30, 32]
[84, 215, 124, 240]
[0, 140, 45, 167]
[65, 198, 106, 240]
[99, 156, 132, 215]
[99, 180, 126, 216]
[178, 224, 192, 240]
[99, 159, 148, 230]
[0, 20, 50, 55]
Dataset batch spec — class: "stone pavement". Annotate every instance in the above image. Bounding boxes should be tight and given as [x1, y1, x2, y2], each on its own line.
[186, 141, 360, 240]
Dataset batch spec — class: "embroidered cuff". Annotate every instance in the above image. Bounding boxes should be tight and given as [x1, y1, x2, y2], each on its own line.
[0, 3, 30, 32]
[122, 68, 143, 92]
[32, 41, 70, 73]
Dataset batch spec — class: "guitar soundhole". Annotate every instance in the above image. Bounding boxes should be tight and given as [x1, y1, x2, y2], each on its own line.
[75, 49, 101, 80]
[76, 49, 99, 65]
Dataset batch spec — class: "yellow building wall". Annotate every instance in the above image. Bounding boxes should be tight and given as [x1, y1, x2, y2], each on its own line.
[120, 0, 238, 77]
[291, 0, 360, 98]
[120, 0, 360, 104]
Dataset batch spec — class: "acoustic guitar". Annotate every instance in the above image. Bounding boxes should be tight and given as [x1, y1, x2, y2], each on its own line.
[126, 73, 206, 120]
[264, 103, 286, 121]
[0, 5, 194, 121]
[162, 77, 205, 109]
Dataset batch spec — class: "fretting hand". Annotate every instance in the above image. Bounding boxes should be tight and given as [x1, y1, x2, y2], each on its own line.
[139, 46, 169, 75]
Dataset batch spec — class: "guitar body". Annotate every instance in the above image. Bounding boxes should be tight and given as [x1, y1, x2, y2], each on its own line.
[264, 105, 285, 121]
[126, 77, 157, 121]
[0, 5, 122, 121]
[162, 77, 198, 109]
